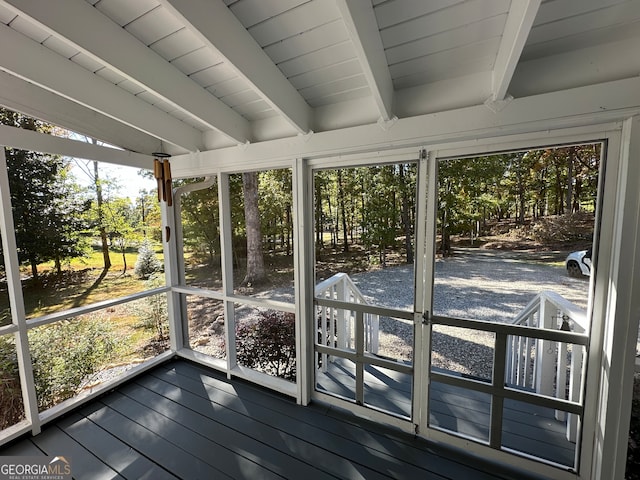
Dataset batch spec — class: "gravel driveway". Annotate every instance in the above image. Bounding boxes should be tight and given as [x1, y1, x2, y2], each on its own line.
[346, 248, 591, 376]
[350, 248, 589, 315]
[242, 248, 638, 378]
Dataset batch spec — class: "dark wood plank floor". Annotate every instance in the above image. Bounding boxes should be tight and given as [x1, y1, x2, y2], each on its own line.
[2, 360, 551, 479]
[316, 359, 576, 467]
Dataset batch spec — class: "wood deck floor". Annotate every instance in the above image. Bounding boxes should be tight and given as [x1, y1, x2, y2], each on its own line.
[2, 360, 551, 480]
[316, 359, 576, 467]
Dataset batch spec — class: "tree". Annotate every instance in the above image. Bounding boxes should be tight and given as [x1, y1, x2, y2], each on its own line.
[399, 163, 415, 263]
[72, 156, 115, 271]
[49, 168, 91, 274]
[241, 172, 266, 286]
[134, 238, 162, 279]
[179, 180, 221, 266]
[136, 187, 161, 241]
[361, 166, 400, 265]
[0, 109, 89, 278]
[103, 197, 139, 274]
[258, 169, 293, 255]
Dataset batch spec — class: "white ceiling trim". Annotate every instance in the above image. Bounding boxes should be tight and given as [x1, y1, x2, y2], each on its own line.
[490, 0, 541, 102]
[0, 123, 152, 169]
[0, 23, 203, 151]
[336, 0, 394, 121]
[0, 71, 163, 155]
[170, 76, 639, 177]
[1, 0, 251, 145]
[161, 0, 313, 136]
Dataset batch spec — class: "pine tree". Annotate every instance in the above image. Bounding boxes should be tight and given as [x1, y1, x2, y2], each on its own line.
[134, 239, 162, 279]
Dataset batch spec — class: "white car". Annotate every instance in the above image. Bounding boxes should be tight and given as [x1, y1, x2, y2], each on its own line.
[566, 249, 592, 277]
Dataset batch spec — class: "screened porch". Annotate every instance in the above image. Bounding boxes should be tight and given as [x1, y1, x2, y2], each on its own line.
[0, 2, 639, 480]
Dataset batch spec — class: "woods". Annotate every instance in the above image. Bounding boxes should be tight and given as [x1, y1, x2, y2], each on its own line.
[0, 103, 599, 289]
[0, 104, 601, 291]
[181, 144, 600, 290]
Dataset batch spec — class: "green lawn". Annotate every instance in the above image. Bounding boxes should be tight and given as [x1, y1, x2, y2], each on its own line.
[0, 245, 165, 322]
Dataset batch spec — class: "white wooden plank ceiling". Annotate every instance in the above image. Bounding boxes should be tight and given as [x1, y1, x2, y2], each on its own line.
[0, 0, 637, 157]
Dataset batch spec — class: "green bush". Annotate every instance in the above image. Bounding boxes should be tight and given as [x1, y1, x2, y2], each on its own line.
[130, 273, 169, 346]
[235, 310, 296, 381]
[0, 319, 118, 425]
[0, 336, 23, 429]
[29, 319, 118, 410]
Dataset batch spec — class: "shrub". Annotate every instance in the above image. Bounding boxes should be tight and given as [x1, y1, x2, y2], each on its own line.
[29, 319, 118, 409]
[0, 319, 118, 424]
[0, 336, 24, 429]
[130, 273, 169, 347]
[134, 238, 163, 279]
[235, 310, 296, 381]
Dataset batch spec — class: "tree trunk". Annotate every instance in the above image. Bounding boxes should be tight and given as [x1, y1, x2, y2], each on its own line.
[554, 158, 563, 215]
[516, 158, 526, 224]
[285, 204, 291, 256]
[30, 258, 38, 279]
[241, 172, 266, 286]
[315, 178, 323, 248]
[399, 165, 414, 263]
[94, 160, 111, 271]
[440, 207, 450, 255]
[327, 194, 336, 248]
[337, 170, 348, 252]
[121, 247, 127, 274]
[566, 148, 574, 214]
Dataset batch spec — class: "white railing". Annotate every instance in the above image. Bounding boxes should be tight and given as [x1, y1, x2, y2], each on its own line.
[315, 273, 379, 371]
[506, 290, 588, 442]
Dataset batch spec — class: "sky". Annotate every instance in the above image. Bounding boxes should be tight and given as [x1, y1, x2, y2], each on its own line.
[61, 131, 158, 201]
[69, 159, 157, 201]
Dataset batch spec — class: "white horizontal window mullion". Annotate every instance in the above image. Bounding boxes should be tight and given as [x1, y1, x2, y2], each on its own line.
[25, 287, 170, 329]
[315, 297, 414, 320]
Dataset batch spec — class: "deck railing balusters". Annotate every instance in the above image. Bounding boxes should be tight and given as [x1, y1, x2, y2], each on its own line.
[509, 291, 588, 442]
[315, 273, 380, 356]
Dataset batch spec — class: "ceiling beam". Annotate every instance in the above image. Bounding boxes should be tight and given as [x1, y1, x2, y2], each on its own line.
[0, 124, 152, 169]
[0, 71, 165, 155]
[160, 0, 313, 135]
[491, 0, 541, 102]
[0, 23, 203, 151]
[1, 0, 251, 144]
[336, 0, 394, 121]
[171, 76, 639, 176]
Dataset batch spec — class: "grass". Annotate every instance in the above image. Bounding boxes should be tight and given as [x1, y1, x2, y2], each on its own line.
[38, 245, 164, 273]
[0, 245, 165, 326]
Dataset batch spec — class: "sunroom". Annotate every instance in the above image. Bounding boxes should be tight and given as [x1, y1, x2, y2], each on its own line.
[0, 1, 639, 479]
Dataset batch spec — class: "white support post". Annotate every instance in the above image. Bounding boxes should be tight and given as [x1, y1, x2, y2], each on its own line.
[414, 150, 434, 433]
[161, 193, 184, 352]
[293, 157, 314, 405]
[506, 335, 514, 384]
[336, 278, 348, 349]
[535, 297, 556, 397]
[218, 173, 236, 377]
[0, 148, 40, 434]
[369, 313, 379, 354]
[524, 333, 533, 389]
[587, 118, 640, 480]
[566, 344, 583, 442]
[556, 339, 568, 422]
